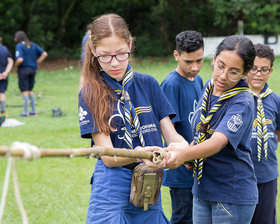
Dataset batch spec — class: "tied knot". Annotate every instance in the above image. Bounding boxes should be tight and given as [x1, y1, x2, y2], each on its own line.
[10, 141, 41, 161]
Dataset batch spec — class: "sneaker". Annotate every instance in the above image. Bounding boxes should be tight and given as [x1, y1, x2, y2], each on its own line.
[30, 112, 38, 116]
[0, 115, 5, 127]
[20, 113, 29, 117]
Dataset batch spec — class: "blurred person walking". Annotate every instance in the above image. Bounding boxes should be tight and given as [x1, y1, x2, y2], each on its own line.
[14, 31, 47, 117]
[0, 37, 14, 126]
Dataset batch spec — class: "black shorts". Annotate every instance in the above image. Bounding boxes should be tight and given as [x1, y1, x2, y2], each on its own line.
[18, 67, 36, 92]
[0, 78, 8, 93]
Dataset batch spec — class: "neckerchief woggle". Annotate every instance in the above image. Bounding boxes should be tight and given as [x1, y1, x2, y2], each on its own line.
[100, 64, 145, 149]
[249, 83, 272, 161]
[194, 79, 249, 184]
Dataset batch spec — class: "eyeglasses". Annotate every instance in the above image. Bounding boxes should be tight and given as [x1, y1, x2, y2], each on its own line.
[249, 67, 271, 76]
[213, 64, 242, 82]
[96, 52, 130, 63]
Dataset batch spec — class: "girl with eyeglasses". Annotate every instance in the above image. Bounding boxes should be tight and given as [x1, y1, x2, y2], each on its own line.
[146, 35, 258, 223]
[79, 14, 187, 224]
[247, 44, 280, 224]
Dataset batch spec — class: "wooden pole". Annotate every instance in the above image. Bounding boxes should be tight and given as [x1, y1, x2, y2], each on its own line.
[0, 145, 156, 161]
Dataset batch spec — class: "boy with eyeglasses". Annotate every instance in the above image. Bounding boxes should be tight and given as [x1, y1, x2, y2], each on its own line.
[247, 43, 280, 224]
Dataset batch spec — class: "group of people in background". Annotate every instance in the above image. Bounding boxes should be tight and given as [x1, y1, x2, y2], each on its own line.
[79, 13, 280, 224]
[0, 31, 47, 126]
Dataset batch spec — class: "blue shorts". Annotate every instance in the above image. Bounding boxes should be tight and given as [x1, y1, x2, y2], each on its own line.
[251, 178, 277, 224]
[0, 78, 8, 93]
[18, 67, 36, 92]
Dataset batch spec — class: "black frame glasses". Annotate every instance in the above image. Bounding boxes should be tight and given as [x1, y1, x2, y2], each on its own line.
[249, 67, 271, 76]
[96, 52, 130, 63]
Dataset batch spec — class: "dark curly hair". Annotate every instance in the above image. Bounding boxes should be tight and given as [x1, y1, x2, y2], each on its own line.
[175, 30, 204, 54]
[254, 43, 275, 67]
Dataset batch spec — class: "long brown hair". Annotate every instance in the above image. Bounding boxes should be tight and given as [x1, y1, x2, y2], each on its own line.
[81, 14, 132, 135]
[14, 31, 33, 47]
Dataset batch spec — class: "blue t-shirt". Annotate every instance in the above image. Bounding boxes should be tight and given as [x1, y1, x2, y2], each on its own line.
[78, 71, 174, 224]
[15, 42, 44, 70]
[79, 72, 175, 146]
[0, 45, 12, 74]
[250, 84, 280, 183]
[191, 79, 258, 205]
[161, 70, 203, 188]
[81, 33, 90, 62]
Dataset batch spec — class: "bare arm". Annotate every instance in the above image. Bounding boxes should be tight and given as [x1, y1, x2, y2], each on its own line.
[160, 116, 186, 145]
[37, 51, 48, 64]
[164, 131, 228, 169]
[276, 130, 280, 142]
[0, 58, 13, 80]
[15, 57, 24, 67]
[91, 132, 137, 168]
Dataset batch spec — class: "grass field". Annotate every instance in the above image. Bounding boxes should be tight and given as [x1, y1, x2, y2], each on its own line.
[0, 56, 280, 223]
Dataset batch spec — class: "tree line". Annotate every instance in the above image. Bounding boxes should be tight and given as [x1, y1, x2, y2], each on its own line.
[1, 0, 279, 58]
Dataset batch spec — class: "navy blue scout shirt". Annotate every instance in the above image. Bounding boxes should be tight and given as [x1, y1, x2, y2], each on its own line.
[0, 45, 12, 74]
[15, 43, 44, 70]
[79, 72, 175, 149]
[161, 70, 203, 188]
[251, 83, 280, 184]
[191, 79, 258, 205]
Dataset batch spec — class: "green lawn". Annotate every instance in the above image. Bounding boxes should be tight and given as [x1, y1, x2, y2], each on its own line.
[0, 56, 279, 223]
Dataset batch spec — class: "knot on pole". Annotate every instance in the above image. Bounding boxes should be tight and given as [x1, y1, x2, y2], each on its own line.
[11, 142, 41, 161]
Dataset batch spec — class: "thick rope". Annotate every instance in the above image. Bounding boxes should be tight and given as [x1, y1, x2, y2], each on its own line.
[0, 157, 12, 223]
[12, 159, 28, 224]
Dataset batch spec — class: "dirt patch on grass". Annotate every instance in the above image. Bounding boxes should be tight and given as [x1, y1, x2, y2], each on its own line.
[38, 58, 81, 71]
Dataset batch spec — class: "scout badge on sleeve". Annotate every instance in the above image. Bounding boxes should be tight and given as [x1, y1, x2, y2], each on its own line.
[130, 163, 163, 211]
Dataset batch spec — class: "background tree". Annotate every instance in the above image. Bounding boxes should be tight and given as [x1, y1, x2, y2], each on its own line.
[0, 0, 279, 58]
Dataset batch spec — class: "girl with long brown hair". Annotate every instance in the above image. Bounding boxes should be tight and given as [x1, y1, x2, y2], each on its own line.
[79, 14, 186, 224]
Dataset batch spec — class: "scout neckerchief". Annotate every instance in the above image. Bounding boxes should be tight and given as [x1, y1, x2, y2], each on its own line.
[250, 84, 272, 161]
[194, 79, 249, 184]
[101, 64, 145, 149]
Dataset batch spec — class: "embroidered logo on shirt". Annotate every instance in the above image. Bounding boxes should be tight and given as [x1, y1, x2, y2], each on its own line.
[227, 114, 243, 132]
[109, 100, 125, 139]
[189, 100, 198, 124]
[79, 106, 88, 121]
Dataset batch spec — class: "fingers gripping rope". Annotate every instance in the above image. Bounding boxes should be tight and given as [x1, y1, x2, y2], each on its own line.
[10, 142, 41, 161]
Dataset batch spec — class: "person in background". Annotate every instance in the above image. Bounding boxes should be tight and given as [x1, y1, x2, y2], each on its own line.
[146, 35, 258, 224]
[81, 24, 92, 64]
[247, 44, 280, 224]
[79, 24, 92, 88]
[0, 37, 14, 126]
[79, 13, 188, 224]
[161, 30, 204, 224]
[14, 31, 48, 117]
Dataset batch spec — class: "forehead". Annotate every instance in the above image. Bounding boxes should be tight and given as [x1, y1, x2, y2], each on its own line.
[254, 56, 271, 67]
[215, 50, 244, 69]
[179, 48, 204, 60]
[95, 35, 129, 53]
